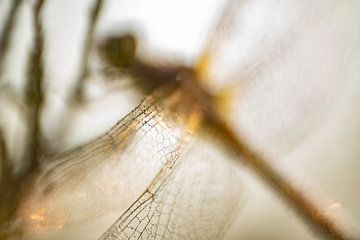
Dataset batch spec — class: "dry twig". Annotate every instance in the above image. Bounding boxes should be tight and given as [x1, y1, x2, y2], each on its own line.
[72, 0, 106, 103]
[24, 0, 46, 174]
[0, 0, 23, 77]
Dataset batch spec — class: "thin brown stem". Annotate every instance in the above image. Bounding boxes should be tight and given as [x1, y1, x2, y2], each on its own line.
[0, 0, 23, 77]
[24, 0, 46, 174]
[0, 129, 9, 174]
[0, 129, 17, 238]
[72, 0, 105, 103]
[54, 0, 105, 153]
[210, 117, 354, 240]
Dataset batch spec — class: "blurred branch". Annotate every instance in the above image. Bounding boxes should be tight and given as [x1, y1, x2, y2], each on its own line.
[0, 129, 10, 179]
[0, 0, 23, 77]
[72, 0, 106, 103]
[24, 0, 46, 173]
[0, 129, 17, 236]
[52, 0, 105, 153]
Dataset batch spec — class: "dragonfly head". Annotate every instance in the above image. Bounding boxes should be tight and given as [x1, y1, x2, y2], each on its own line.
[98, 33, 137, 70]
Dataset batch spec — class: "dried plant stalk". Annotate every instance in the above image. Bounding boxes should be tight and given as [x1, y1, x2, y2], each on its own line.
[72, 0, 106, 103]
[0, 0, 23, 76]
[24, 0, 46, 174]
[0, 129, 17, 238]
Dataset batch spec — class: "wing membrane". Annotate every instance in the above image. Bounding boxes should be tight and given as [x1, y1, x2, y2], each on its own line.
[18, 87, 202, 238]
[198, 0, 353, 155]
[100, 125, 242, 240]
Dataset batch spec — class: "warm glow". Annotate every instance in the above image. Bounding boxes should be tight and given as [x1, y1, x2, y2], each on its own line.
[196, 51, 213, 82]
[26, 207, 64, 232]
[29, 208, 45, 223]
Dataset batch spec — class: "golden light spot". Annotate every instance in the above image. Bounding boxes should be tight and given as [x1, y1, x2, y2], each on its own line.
[186, 110, 203, 134]
[26, 207, 65, 232]
[196, 51, 213, 82]
[215, 85, 236, 119]
[29, 208, 45, 223]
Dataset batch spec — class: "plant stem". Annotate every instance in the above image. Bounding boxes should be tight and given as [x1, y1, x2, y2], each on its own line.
[72, 0, 105, 103]
[0, 0, 23, 77]
[0, 130, 18, 238]
[24, 0, 46, 174]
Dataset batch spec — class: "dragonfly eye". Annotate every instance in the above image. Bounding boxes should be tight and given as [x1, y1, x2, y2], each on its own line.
[99, 33, 137, 69]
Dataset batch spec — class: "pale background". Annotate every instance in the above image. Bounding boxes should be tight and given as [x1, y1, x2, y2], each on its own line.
[0, 0, 359, 239]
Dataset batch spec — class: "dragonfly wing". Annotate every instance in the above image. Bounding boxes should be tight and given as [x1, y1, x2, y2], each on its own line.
[199, 0, 359, 155]
[17, 88, 198, 239]
[100, 127, 242, 240]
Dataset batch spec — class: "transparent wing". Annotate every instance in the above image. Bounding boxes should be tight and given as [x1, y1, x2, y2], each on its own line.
[100, 127, 242, 240]
[199, 0, 358, 155]
[18, 88, 191, 237]
[18, 88, 242, 240]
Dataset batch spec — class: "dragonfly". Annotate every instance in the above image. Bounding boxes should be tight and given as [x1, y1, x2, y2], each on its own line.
[10, 0, 358, 239]
[16, 2, 244, 239]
